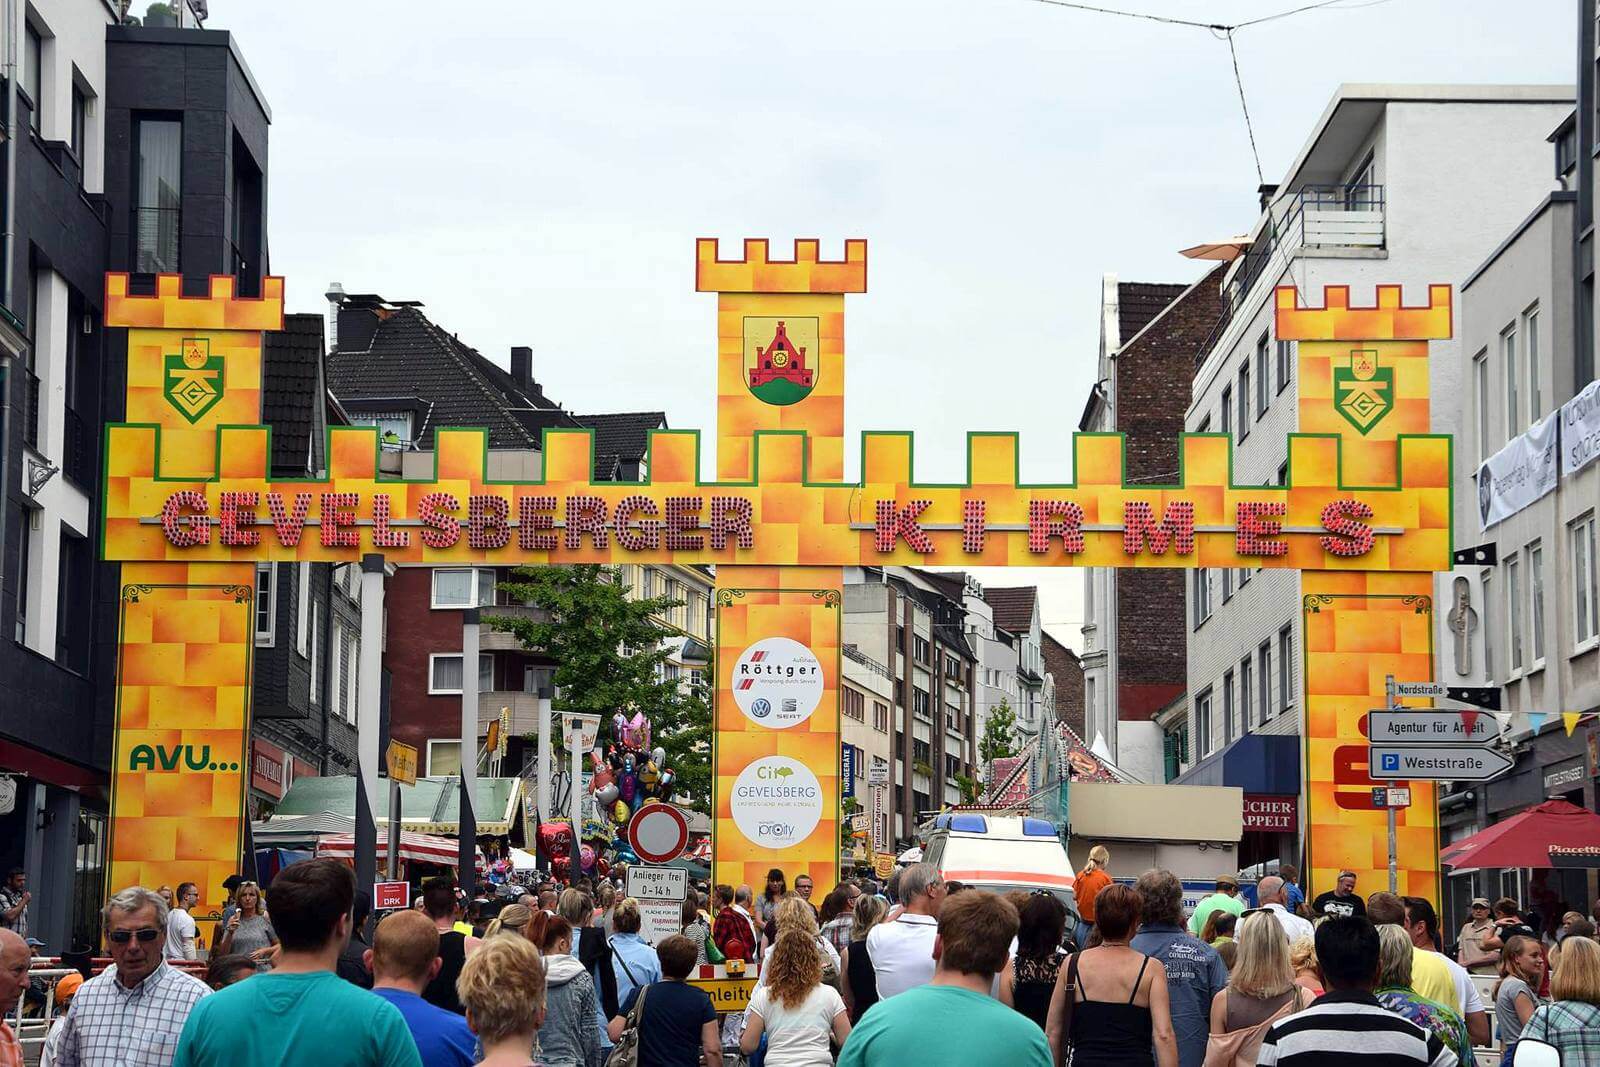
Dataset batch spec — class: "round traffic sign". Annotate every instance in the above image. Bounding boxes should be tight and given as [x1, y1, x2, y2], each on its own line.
[628, 802, 690, 864]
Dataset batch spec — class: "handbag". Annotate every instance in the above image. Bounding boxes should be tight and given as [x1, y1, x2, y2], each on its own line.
[604, 983, 648, 1067]
[1053, 952, 1080, 1067]
[1201, 986, 1310, 1067]
[705, 927, 727, 965]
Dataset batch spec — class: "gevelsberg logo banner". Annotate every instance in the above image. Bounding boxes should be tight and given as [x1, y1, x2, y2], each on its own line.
[714, 588, 840, 895]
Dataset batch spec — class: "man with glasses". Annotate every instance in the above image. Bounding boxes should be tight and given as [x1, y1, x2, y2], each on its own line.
[165, 883, 200, 961]
[48, 887, 211, 1067]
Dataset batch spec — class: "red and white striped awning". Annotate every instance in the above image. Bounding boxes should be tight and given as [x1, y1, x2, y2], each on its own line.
[688, 837, 712, 861]
[314, 831, 481, 868]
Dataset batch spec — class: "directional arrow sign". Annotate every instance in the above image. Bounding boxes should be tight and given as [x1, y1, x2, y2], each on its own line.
[1369, 745, 1513, 782]
[1393, 682, 1449, 698]
[1369, 711, 1496, 745]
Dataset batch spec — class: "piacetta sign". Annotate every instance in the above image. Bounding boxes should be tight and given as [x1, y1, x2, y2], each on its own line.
[98, 248, 1457, 911]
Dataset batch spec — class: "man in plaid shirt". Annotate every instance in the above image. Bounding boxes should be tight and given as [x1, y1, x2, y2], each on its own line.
[49, 887, 211, 1067]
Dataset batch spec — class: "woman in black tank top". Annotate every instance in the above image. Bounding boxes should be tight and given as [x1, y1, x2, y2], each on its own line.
[1001, 892, 1072, 1031]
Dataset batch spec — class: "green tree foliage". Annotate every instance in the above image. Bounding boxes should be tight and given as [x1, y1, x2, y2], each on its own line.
[953, 773, 980, 804]
[979, 698, 1020, 773]
[487, 565, 713, 811]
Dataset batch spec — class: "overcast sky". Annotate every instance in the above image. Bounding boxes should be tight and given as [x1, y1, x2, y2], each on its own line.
[221, 0, 1570, 648]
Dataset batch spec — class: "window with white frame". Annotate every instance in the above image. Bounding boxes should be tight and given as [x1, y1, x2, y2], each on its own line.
[1240, 656, 1253, 731]
[1529, 540, 1546, 666]
[429, 653, 494, 694]
[431, 568, 496, 609]
[1474, 349, 1491, 461]
[1222, 669, 1235, 745]
[1572, 513, 1599, 647]
[1222, 567, 1234, 602]
[1237, 364, 1250, 440]
[1276, 340, 1292, 393]
[295, 564, 310, 657]
[1255, 333, 1270, 418]
[1192, 569, 1212, 628]
[1524, 303, 1541, 422]
[1221, 385, 1233, 439]
[309, 601, 321, 703]
[427, 739, 462, 777]
[1503, 323, 1520, 433]
[330, 621, 343, 715]
[1258, 641, 1271, 722]
[1278, 625, 1294, 710]
[254, 564, 275, 646]
[1195, 688, 1214, 758]
[1507, 551, 1524, 673]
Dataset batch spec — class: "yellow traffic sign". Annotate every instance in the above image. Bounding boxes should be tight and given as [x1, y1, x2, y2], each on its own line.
[689, 976, 757, 1012]
[872, 852, 895, 879]
[386, 740, 418, 785]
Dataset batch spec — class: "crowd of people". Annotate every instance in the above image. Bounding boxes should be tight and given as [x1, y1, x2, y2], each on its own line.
[4, 856, 1600, 1067]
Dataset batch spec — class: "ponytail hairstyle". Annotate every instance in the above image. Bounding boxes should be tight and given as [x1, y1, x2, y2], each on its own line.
[1081, 844, 1110, 875]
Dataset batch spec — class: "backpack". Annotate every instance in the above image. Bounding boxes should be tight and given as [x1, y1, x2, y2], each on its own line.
[604, 984, 648, 1067]
[1202, 986, 1311, 1067]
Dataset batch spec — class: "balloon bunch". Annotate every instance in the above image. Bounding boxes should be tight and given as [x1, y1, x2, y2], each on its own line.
[586, 711, 677, 862]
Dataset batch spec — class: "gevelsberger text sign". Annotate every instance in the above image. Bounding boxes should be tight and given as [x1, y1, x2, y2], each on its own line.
[101, 425, 1451, 572]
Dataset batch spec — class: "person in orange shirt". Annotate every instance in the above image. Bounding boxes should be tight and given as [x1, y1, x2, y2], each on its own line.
[1073, 845, 1112, 949]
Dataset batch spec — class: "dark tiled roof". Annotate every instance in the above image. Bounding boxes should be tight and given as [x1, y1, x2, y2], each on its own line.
[262, 313, 326, 477]
[984, 585, 1038, 634]
[572, 412, 668, 477]
[1117, 282, 1187, 346]
[326, 306, 538, 450]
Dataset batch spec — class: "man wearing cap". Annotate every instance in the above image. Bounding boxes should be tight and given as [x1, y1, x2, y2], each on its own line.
[1457, 897, 1498, 975]
[1187, 875, 1244, 938]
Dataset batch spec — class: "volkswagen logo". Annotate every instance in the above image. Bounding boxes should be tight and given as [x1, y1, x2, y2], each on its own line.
[751, 697, 772, 719]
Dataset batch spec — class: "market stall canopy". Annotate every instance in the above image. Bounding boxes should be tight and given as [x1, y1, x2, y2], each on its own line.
[316, 830, 477, 867]
[1442, 799, 1600, 870]
[507, 847, 538, 871]
[268, 776, 527, 837]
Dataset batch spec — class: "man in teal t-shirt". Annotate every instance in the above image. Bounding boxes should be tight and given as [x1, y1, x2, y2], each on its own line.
[837, 890, 1050, 1067]
[173, 860, 421, 1067]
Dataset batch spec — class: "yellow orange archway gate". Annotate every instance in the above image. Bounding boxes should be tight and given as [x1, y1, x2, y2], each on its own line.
[99, 242, 1452, 927]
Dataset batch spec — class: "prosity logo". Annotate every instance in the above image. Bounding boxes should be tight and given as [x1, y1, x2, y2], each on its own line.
[730, 756, 823, 848]
[731, 637, 823, 729]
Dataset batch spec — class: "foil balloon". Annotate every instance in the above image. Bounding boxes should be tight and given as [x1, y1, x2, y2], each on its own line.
[659, 768, 676, 794]
[594, 782, 619, 807]
[623, 752, 636, 773]
[613, 842, 640, 866]
[638, 760, 661, 786]
[652, 746, 666, 768]
[592, 767, 615, 791]
[579, 843, 597, 875]
[612, 799, 630, 824]
[590, 747, 606, 770]
[619, 772, 637, 803]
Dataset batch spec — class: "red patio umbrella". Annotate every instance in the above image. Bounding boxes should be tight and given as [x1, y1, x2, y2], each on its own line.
[1442, 799, 1600, 869]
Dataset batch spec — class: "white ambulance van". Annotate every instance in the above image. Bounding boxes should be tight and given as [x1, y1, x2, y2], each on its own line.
[920, 813, 1079, 922]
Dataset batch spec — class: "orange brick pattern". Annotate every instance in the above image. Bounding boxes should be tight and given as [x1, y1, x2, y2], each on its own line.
[107, 570, 255, 944]
[101, 425, 1453, 571]
[1279, 284, 1450, 904]
[712, 574, 843, 897]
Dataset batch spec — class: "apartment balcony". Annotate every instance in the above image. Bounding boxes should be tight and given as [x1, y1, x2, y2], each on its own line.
[478, 691, 553, 738]
[479, 604, 550, 651]
[1203, 184, 1386, 359]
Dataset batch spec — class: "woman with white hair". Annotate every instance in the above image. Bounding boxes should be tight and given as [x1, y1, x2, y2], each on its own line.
[1373, 923, 1471, 1064]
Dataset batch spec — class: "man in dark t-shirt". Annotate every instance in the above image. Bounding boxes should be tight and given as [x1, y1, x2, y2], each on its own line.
[611, 934, 720, 1067]
[1311, 870, 1367, 920]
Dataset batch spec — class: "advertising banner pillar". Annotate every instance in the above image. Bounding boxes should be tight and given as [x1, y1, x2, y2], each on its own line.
[1280, 284, 1453, 904]
[700, 240, 865, 896]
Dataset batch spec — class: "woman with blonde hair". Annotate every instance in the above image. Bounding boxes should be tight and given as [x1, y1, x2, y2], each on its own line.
[840, 893, 886, 1022]
[1074, 844, 1112, 948]
[763, 894, 839, 986]
[1204, 912, 1310, 1065]
[457, 934, 548, 1067]
[740, 929, 850, 1067]
[1372, 923, 1471, 1063]
[214, 880, 277, 970]
[484, 903, 535, 942]
[1493, 934, 1546, 1062]
[1288, 936, 1322, 997]
[1524, 935, 1600, 1065]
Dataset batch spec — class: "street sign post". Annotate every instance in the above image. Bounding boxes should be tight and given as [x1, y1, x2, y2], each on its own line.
[1371, 787, 1412, 809]
[1368, 711, 1496, 745]
[626, 865, 689, 902]
[385, 741, 418, 785]
[383, 740, 418, 880]
[1391, 681, 1502, 709]
[1393, 681, 1448, 699]
[1369, 745, 1514, 781]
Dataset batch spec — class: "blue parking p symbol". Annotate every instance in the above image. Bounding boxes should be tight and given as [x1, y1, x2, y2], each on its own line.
[1380, 753, 1400, 773]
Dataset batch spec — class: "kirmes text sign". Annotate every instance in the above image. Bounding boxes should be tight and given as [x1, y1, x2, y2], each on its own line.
[98, 248, 1456, 912]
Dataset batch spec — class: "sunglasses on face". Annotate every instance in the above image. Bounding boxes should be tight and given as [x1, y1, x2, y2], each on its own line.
[109, 928, 162, 944]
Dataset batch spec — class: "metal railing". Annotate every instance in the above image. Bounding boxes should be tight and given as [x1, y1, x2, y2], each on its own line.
[1198, 184, 1386, 364]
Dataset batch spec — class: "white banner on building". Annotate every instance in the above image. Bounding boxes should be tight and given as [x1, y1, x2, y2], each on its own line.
[1478, 411, 1558, 530]
[1561, 378, 1600, 476]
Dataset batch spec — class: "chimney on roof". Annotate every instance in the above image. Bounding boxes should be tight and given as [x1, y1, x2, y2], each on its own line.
[336, 295, 384, 354]
[324, 282, 345, 349]
[510, 346, 545, 404]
